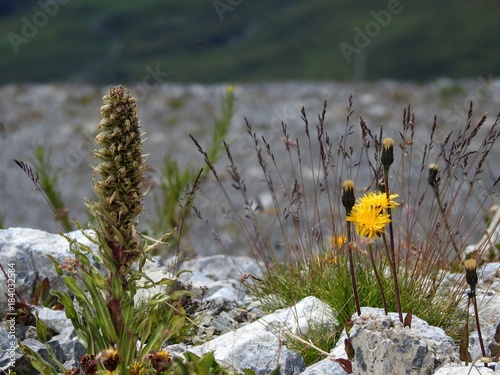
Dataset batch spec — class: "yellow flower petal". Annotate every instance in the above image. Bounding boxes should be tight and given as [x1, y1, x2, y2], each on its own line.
[357, 191, 399, 210]
[346, 191, 397, 238]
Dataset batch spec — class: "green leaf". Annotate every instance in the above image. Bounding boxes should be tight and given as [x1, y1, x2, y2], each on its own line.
[192, 363, 210, 375]
[42, 342, 67, 374]
[83, 273, 117, 343]
[61, 275, 88, 303]
[197, 351, 218, 370]
[46, 255, 64, 276]
[35, 311, 48, 344]
[33, 277, 51, 305]
[170, 289, 193, 301]
[18, 340, 58, 375]
[50, 291, 78, 322]
[183, 351, 201, 362]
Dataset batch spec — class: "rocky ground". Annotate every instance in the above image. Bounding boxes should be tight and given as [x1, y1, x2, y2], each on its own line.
[1, 80, 500, 373]
[1, 80, 500, 258]
[0, 228, 499, 374]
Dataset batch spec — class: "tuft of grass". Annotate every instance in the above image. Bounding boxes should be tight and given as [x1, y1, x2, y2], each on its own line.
[15, 145, 73, 232]
[285, 319, 339, 366]
[193, 96, 499, 361]
[149, 85, 235, 260]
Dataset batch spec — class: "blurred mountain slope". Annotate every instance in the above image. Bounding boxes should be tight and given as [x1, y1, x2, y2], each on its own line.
[1, 0, 499, 84]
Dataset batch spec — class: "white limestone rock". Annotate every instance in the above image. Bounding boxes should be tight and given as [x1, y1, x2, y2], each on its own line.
[299, 357, 348, 375]
[434, 364, 500, 374]
[179, 254, 262, 284]
[345, 307, 461, 375]
[184, 296, 338, 375]
[465, 206, 500, 257]
[0, 228, 97, 320]
[30, 306, 72, 333]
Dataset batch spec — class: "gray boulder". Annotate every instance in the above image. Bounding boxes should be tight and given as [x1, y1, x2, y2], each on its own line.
[182, 296, 338, 375]
[299, 358, 348, 375]
[434, 365, 500, 374]
[465, 206, 500, 257]
[0, 228, 97, 320]
[179, 254, 262, 302]
[0, 306, 81, 374]
[332, 307, 461, 375]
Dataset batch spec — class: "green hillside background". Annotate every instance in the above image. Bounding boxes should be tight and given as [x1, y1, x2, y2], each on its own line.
[1, 0, 499, 84]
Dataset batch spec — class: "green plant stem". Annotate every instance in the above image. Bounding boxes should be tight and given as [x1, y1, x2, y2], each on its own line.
[367, 243, 388, 315]
[346, 222, 361, 316]
[383, 168, 403, 323]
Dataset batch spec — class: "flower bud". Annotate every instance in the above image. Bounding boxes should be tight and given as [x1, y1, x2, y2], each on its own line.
[378, 179, 386, 193]
[342, 180, 355, 215]
[428, 163, 440, 189]
[464, 259, 478, 294]
[381, 138, 394, 169]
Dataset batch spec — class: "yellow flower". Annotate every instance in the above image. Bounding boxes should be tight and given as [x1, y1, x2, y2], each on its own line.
[129, 362, 145, 375]
[358, 191, 399, 210]
[346, 192, 397, 238]
[101, 348, 120, 371]
[330, 234, 347, 249]
[148, 350, 171, 372]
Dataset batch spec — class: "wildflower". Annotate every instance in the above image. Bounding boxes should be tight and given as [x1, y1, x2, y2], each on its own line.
[358, 191, 399, 210]
[129, 362, 145, 375]
[101, 348, 120, 371]
[347, 203, 392, 238]
[346, 191, 397, 238]
[330, 234, 347, 250]
[80, 354, 97, 375]
[148, 350, 171, 372]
